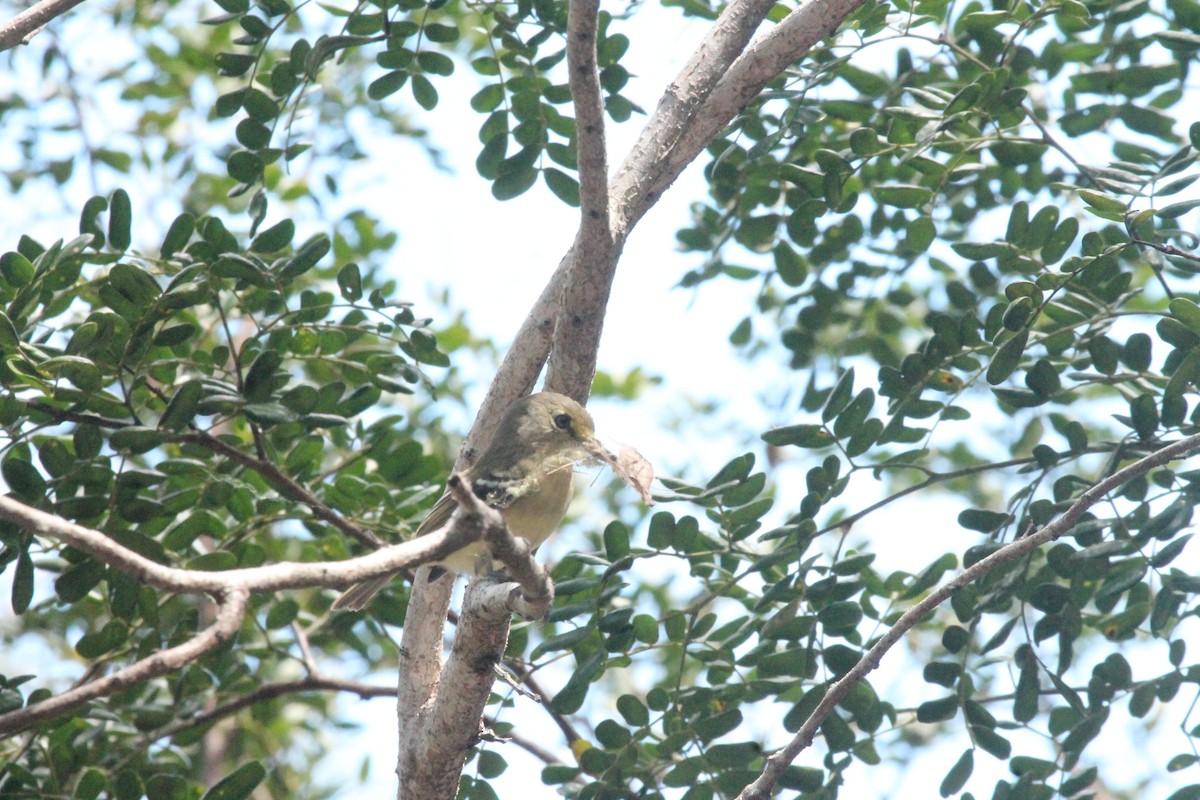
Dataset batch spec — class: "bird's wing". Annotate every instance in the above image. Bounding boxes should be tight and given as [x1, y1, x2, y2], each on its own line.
[414, 467, 543, 537]
[413, 490, 459, 536]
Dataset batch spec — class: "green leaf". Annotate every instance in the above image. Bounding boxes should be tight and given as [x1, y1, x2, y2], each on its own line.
[616, 694, 649, 727]
[492, 166, 537, 200]
[369, 70, 408, 100]
[243, 350, 283, 402]
[1170, 297, 1200, 333]
[278, 234, 330, 280]
[543, 168, 580, 206]
[200, 762, 267, 800]
[1014, 660, 1039, 722]
[109, 263, 161, 306]
[12, 547, 33, 614]
[337, 263, 362, 301]
[2, 456, 45, 501]
[939, 749, 973, 797]
[411, 73, 438, 110]
[1123, 332, 1152, 371]
[243, 402, 298, 426]
[476, 750, 506, 779]
[109, 426, 165, 455]
[874, 184, 932, 208]
[917, 696, 958, 723]
[694, 708, 742, 742]
[957, 508, 1012, 533]
[986, 329, 1028, 385]
[265, 598, 299, 629]
[213, 254, 271, 286]
[822, 368, 855, 423]
[227, 150, 264, 183]
[971, 725, 1011, 759]
[549, 651, 603, 714]
[251, 219, 295, 253]
[1129, 394, 1159, 438]
[762, 424, 834, 449]
[1078, 189, 1127, 216]
[55, 558, 106, 602]
[773, 243, 808, 286]
[242, 89, 279, 121]
[161, 213, 195, 258]
[0, 251, 35, 288]
[832, 388, 874, 439]
[159, 380, 203, 431]
[108, 189, 132, 252]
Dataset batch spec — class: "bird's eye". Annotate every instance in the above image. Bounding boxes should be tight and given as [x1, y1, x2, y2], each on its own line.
[553, 413, 573, 431]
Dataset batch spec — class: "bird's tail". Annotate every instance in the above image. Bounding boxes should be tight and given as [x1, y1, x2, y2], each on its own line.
[331, 575, 392, 611]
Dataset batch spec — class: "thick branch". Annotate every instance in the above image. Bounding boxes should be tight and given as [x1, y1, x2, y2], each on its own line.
[397, 476, 554, 800]
[0, 0, 86, 51]
[624, 0, 866, 235]
[567, 0, 609, 237]
[609, 0, 776, 234]
[396, 564, 455, 800]
[406, 575, 515, 800]
[736, 432, 1200, 800]
[0, 589, 249, 737]
[0, 494, 478, 594]
[545, 0, 612, 400]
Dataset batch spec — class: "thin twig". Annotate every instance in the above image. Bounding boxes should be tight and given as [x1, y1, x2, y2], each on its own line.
[0, 590, 249, 737]
[175, 430, 386, 549]
[736, 431, 1200, 800]
[145, 674, 395, 743]
[20, 399, 386, 550]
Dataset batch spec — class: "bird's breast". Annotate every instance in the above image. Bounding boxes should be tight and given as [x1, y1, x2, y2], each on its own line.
[502, 467, 574, 548]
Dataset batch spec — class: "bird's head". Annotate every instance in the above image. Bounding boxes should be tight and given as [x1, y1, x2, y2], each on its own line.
[520, 392, 596, 448]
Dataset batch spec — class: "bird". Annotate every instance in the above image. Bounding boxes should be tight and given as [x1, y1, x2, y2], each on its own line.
[331, 391, 604, 611]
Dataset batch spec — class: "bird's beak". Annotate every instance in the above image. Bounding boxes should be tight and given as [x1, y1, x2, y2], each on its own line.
[583, 436, 611, 464]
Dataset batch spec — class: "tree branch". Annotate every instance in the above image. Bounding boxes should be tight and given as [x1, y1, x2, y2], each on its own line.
[0, 494, 481, 594]
[0, 483, 533, 735]
[20, 400, 385, 550]
[626, 0, 867, 234]
[147, 675, 395, 742]
[450, 473, 555, 618]
[406, 574, 515, 800]
[396, 476, 555, 799]
[0, 589, 249, 737]
[736, 431, 1200, 800]
[545, 0, 612, 401]
[395, 1, 867, 795]
[609, 0, 776, 234]
[0, 0, 86, 51]
[567, 0, 609, 238]
[173, 430, 387, 550]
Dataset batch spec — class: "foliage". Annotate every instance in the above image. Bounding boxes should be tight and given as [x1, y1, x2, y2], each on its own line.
[664, 0, 1200, 795]
[2, 0, 1200, 797]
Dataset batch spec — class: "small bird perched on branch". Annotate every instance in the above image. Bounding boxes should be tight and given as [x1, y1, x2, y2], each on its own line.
[332, 391, 606, 611]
